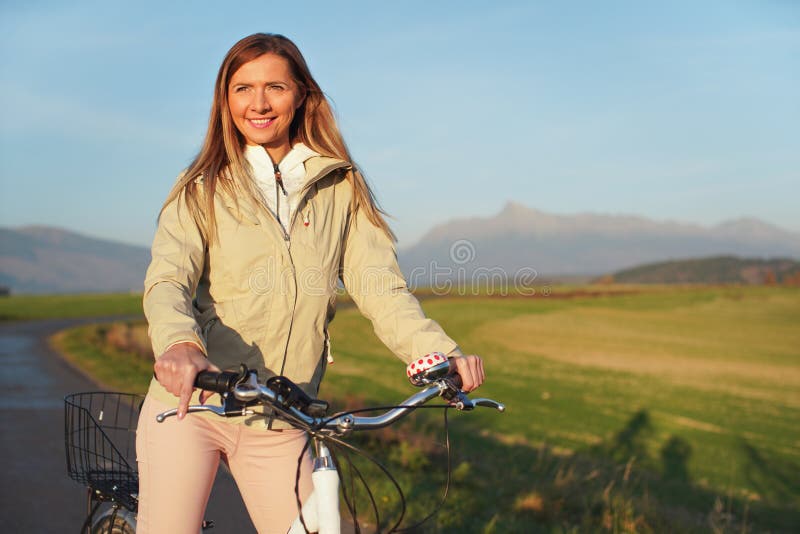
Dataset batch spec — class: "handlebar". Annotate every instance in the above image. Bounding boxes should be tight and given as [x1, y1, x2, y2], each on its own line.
[155, 362, 504, 435]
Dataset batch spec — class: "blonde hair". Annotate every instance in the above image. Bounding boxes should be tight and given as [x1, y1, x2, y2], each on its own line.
[161, 33, 395, 242]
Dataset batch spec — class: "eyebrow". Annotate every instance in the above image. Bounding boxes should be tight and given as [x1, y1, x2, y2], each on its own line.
[230, 79, 289, 86]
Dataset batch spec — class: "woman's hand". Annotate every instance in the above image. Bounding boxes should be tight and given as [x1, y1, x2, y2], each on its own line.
[450, 354, 485, 392]
[153, 342, 220, 420]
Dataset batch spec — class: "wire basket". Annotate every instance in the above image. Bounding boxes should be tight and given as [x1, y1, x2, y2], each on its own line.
[64, 392, 144, 512]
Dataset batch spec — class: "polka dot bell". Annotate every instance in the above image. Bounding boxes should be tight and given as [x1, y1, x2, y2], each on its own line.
[406, 351, 447, 377]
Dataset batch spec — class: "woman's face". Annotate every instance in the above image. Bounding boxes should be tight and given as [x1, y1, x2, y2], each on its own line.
[227, 53, 305, 157]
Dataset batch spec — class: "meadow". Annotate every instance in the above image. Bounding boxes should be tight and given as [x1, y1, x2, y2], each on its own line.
[0, 292, 143, 320]
[35, 286, 800, 532]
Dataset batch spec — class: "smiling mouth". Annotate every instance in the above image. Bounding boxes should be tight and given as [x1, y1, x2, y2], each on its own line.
[248, 118, 275, 129]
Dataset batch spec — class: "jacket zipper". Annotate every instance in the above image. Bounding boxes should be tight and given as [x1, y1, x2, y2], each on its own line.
[265, 161, 349, 245]
[266, 160, 349, 427]
[273, 162, 289, 242]
[277, 161, 348, 366]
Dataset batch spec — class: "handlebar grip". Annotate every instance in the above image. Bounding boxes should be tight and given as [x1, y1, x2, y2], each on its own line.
[194, 370, 241, 394]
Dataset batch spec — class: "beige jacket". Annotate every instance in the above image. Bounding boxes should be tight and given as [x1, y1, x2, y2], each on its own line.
[143, 154, 460, 426]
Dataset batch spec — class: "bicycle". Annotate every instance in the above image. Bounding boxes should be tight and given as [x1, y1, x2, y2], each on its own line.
[155, 352, 505, 533]
[64, 353, 503, 533]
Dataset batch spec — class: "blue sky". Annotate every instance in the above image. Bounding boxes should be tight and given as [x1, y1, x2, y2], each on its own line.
[1, 0, 798, 248]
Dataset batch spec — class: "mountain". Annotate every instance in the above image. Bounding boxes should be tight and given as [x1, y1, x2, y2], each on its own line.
[398, 203, 800, 283]
[4, 206, 799, 294]
[609, 256, 800, 284]
[0, 226, 150, 294]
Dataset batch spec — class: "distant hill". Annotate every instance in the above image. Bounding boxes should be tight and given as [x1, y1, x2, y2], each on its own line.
[608, 256, 800, 284]
[4, 204, 800, 294]
[398, 203, 800, 283]
[0, 226, 150, 294]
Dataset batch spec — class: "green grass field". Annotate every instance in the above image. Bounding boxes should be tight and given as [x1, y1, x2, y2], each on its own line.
[320, 286, 800, 532]
[50, 286, 800, 532]
[0, 292, 143, 320]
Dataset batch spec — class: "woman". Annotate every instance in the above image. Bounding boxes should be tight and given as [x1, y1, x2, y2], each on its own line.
[137, 33, 485, 534]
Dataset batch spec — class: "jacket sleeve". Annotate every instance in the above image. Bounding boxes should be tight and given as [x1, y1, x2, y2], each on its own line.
[340, 207, 461, 363]
[143, 191, 207, 358]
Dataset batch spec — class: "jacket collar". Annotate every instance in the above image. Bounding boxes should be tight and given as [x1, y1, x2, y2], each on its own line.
[206, 144, 351, 192]
[244, 143, 321, 193]
[244, 143, 320, 172]
[301, 154, 351, 192]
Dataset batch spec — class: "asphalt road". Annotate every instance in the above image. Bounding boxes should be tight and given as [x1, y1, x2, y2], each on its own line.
[0, 317, 256, 533]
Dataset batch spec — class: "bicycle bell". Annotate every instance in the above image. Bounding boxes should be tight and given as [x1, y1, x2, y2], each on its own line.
[406, 352, 451, 386]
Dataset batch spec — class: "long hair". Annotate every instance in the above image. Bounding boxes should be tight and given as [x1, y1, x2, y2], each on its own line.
[161, 33, 395, 243]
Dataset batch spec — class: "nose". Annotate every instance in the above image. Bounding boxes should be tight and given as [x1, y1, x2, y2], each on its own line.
[250, 89, 271, 114]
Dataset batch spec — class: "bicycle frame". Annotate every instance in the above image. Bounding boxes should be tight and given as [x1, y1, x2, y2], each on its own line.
[288, 439, 340, 534]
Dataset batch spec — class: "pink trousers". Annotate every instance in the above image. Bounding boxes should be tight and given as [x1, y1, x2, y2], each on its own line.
[135, 396, 313, 534]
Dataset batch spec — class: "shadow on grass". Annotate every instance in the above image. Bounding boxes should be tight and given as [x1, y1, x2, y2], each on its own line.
[339, 406, 799, 533]
[739, 438, 800, 505]
[661, 435, 692, 483]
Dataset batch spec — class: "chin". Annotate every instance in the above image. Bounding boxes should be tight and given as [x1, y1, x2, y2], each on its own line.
[243, 135, 272, 146]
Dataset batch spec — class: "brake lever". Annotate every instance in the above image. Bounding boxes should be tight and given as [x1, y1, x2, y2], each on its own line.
[156, 386, 260, 423]
[471, 398, 506, 412]
[156, 404, 230, 422]
[447, 393, 506, 412]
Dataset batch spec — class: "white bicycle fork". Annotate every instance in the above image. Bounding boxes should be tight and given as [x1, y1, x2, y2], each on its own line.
[288, 440, 341, 534]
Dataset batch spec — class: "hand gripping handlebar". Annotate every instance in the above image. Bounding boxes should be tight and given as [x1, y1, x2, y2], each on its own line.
[155, 355, 504, 431]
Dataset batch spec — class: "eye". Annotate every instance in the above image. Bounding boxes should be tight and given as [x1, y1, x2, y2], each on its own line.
[268, 84, 286, 92]
[232, 85, 249, 93]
